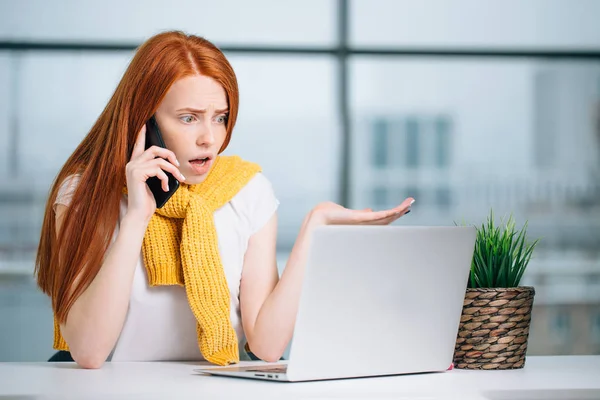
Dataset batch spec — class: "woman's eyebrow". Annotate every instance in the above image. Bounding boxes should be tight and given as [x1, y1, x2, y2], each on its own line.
[176, 107, 229, 114]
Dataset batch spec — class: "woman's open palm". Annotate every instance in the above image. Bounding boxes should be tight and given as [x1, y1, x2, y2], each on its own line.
[311, 198, 414, 226]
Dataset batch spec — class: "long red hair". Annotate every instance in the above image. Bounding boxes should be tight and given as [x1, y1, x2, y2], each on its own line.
[35, 31, 239, 324]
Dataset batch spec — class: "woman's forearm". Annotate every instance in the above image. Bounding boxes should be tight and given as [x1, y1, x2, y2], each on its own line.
[61, 212, 149, 368]
[250, 213, 321, 362]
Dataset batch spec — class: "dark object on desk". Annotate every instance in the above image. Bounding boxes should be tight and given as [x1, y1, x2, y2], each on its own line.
[48, 351, 74, 362]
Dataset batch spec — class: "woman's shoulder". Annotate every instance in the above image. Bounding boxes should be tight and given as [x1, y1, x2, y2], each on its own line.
[54, 173, 83, 209]
[236, 171, 275, 197]
[230, 171, 279, 234]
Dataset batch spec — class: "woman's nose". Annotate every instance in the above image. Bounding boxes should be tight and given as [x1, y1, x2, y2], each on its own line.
[196, 124, 215, 146]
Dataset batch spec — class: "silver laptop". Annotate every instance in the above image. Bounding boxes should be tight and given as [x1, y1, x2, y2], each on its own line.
[196, 225, 476, 382]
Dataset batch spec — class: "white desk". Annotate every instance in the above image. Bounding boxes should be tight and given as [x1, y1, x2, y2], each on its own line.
[1, 356, 599, 399]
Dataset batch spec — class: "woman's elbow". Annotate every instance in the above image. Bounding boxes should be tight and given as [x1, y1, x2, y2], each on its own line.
[62, 328, 110, 369]
[260, 352, 283, 363]
[250, 343, 285, 363]
[71, 349, 107, 369]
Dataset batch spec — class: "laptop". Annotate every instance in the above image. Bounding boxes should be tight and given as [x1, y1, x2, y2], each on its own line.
[196, 225, 476, 382]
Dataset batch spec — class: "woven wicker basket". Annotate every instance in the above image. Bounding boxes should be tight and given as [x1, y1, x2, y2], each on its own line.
[453, 287, 535, 370]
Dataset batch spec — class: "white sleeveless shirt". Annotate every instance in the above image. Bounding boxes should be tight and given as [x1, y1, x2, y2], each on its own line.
[54, 172, 279, 362]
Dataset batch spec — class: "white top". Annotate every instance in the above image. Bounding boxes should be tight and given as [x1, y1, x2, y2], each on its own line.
[54, 171, 279, 362]
[2, 356, 599, 398]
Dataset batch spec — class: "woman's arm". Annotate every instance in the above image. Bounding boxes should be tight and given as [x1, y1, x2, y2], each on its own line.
[240, 199, 414, 362]
[58, 125, 184, 369]
[239, 212, 316, 362]
[56, 205, 149, 369]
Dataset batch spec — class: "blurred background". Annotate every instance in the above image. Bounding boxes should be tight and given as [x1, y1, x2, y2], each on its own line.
[0, 0, 599, 361]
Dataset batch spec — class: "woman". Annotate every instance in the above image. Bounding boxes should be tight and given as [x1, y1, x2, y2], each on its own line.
[35, 31, 414, 369]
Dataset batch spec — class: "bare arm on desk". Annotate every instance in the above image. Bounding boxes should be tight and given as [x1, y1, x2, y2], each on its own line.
[55, 205, 149, 368]
[58, 125, 185, 369]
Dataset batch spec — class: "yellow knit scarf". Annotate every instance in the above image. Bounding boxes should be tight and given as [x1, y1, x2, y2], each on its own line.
[53, 155, 261, 365]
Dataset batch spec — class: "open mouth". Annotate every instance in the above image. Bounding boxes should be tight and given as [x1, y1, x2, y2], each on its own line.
[190, 157, 210, 166]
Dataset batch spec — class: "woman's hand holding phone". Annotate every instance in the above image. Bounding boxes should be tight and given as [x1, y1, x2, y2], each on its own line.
[125, 124, 186, 223]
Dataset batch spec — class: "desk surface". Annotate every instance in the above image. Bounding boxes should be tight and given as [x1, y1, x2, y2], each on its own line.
[1, 356, 599, 400]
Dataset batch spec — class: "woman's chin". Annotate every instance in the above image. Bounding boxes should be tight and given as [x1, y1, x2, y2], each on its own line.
[183, 175, 207, 185]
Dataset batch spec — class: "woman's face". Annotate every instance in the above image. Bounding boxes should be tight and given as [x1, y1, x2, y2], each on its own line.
[154, 74, 229, 185]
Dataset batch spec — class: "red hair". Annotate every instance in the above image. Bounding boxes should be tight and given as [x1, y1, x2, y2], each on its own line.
[35, 31, 239, 324]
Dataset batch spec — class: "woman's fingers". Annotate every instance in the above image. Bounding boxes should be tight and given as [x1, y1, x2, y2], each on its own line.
[352, 198, 414, 224]
[351, 207, 401, 223]
[130, 124, 180, 173]
[139, 145, 180, 167]
[131, 124, 147, 160]
[154, 168, 170, 192]
[357, 212, 402, 226]
[361, 209, 408, 225]
[136, 159, 185, 192]
[313, 198, 414, 226]
[154, 158, 186, 182]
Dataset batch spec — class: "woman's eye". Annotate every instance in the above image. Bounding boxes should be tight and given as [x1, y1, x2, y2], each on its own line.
[181, 115, 196, 123]
[216, 114, 228, 124]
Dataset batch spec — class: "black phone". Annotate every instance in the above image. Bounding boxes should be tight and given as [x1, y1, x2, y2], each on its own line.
[144, 115, 180, 208]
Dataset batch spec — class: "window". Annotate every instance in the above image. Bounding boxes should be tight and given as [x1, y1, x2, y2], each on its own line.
[435, 116, 451, 168]
[435, 187, 452, 209]
[0, 0, 337, 46]
[2, 0, 600, 363]
[551, 310, 571, 341]
[350, 0, 600, 49]
[591, 311, 600, 343]
[0, 55, 339, 256]
[372, 187, 389, 209]
[372, 118, 389, 168]
[405, 186, 420, 204]
[405, 117, 420, 168]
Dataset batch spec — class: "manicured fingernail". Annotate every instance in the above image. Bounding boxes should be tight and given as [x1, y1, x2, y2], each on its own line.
[410, 199, 415, 205]
[181, 174, 186, 181]
[176, 159, 180, 166]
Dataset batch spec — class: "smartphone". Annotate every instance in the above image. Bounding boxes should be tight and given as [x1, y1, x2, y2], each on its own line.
[144, 115, 180, 208]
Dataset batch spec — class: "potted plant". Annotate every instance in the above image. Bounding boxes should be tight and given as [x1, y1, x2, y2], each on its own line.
[453, 210, 540, 370]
